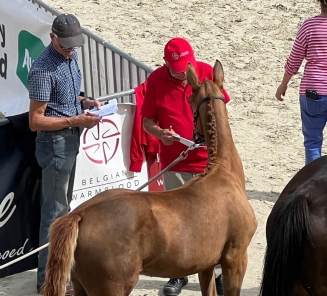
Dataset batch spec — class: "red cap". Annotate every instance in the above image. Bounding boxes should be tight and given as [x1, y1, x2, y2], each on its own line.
[164, 37, 196, 73]
[222, 88, 231, 103]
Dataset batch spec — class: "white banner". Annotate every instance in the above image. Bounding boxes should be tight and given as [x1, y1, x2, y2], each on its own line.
[0, 0, 54, 116]
[71, 103, 149, 210]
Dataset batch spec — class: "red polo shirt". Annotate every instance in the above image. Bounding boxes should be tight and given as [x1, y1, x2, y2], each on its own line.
[141, 61, 225, 173]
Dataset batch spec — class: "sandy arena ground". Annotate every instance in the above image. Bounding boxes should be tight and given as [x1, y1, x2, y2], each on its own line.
[0, 0, 324, 295]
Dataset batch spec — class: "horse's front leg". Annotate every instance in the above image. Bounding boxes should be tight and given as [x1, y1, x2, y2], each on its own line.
[220, 249, 248, 296]
[198, 266, 217, 296]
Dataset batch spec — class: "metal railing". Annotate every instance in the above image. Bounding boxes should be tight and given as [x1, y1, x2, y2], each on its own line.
[30, 0, 153, 103]
[97, 89, 135, 103]
[0, 89, 136, 126]
[1, 0, 154, 125]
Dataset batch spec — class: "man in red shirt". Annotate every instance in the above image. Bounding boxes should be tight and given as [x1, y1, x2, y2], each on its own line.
[141, 37, 227, 296]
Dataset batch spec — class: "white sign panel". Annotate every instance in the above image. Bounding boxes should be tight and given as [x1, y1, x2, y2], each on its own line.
[0, 0, 54, 116]
[71, 103, 149, 210]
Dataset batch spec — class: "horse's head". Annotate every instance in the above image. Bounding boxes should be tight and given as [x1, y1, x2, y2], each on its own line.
[187, 60, 226, 144]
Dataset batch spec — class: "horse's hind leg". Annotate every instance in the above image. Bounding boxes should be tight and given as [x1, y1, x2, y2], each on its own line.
[198, 266, 217, 296]
[72, 279, 88, 296]
[220, 249, 248, 296]
[71, 271, 87, 296]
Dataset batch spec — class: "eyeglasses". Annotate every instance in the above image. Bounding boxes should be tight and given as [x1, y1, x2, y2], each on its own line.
[54, 35, 80, 50]
[167, 66, 186, 77]
[169, 68, 187, 77]
[164, 59, 187, 78]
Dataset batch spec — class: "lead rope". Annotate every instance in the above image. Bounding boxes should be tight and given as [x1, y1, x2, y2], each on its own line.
[136, 143, 200, 191]
[0, 144, 201, 270]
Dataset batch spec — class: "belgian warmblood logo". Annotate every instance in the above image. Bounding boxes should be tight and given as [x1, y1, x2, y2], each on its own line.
[81, 119, 121, 164]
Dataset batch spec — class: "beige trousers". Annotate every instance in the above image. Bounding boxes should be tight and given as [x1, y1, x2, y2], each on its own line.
[163, 171, 197, 190]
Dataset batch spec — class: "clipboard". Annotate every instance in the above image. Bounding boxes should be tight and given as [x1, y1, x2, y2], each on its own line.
[173, 134, 195, 147]
[84, 99, 118, 117]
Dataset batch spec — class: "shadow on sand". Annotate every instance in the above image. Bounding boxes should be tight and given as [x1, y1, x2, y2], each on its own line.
[135, 278, 260, 295]
[247, 189, 280, 203]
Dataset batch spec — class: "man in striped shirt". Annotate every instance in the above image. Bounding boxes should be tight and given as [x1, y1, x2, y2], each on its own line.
[276, 0, 327, 164]
[28, 13, 101, 295]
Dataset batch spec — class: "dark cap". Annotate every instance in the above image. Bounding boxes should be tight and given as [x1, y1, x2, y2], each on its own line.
[52, 13, 85, 49]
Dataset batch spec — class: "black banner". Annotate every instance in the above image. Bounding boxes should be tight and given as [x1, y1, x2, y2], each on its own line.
[0, 113, 41, 278]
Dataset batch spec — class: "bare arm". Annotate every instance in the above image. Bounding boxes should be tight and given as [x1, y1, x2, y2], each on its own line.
[79, 96, 102, 110]
[142, 117, 163, 139]
[280, 72, 293, 87]
[142, 117, 178, 146]
[29, 99, 101, 132]
[276, 23, 306, 102]
[275, 72, 293, 101]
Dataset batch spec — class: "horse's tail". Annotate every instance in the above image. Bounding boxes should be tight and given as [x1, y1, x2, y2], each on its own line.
[42, 213, 82, 296]
[259, 194, 312, 296]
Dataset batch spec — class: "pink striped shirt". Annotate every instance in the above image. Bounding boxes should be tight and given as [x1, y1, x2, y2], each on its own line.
[285, 15, 327, 95]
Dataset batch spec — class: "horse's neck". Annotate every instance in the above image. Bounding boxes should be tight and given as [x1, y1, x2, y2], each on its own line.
[205, 99, 245, 188]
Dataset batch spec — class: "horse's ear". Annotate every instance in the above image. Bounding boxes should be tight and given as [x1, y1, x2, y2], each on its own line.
[187, 63, 200, 91]
[213, 59, 224, 90]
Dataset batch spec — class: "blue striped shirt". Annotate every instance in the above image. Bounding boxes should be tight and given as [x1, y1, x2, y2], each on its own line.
[28, 43, 82, 117]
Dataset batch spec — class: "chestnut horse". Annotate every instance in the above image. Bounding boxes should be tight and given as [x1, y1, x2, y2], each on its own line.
[259, 155, 327, 296]
[42, 60, 257, 296]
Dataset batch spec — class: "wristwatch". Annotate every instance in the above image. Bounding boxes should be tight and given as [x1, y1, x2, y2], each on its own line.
[79, 92, 94, 109]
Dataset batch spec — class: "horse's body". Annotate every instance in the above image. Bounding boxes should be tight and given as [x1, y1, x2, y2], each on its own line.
[260, 155, 327, 296]
[43, 60, 257, 296]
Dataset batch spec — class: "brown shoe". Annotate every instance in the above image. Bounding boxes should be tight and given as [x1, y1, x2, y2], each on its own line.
[37, 282, 74, 296]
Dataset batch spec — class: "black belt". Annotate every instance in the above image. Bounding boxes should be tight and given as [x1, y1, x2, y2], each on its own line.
[38, 127, 80, 135]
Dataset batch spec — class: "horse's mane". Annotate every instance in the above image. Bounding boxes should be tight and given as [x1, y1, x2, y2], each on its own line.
[203, 98, 218, 173]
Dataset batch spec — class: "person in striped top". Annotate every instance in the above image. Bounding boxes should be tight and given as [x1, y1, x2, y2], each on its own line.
[276, 0, 327, 164]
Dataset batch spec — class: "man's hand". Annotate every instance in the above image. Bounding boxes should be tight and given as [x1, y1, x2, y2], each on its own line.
[83, 98, 102, 110]
[160, 127, 179, 145]
[143, 117, 179, 145]
[75, 113, 101, 129]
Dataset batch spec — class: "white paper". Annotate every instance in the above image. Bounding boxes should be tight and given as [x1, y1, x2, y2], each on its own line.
[173, 134, 195, 147]
[84, 99, 118, 117]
